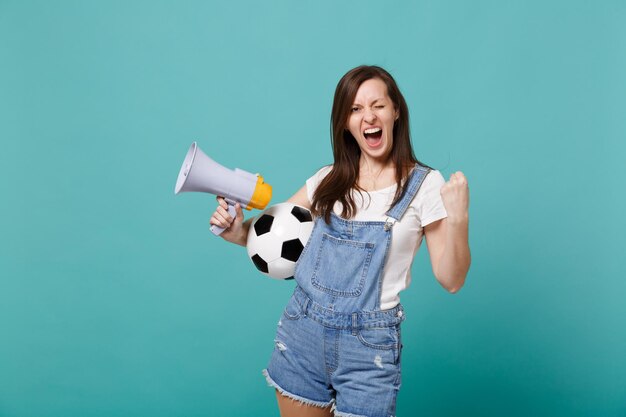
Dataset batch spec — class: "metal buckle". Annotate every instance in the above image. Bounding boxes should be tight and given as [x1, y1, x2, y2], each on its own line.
[384, 217, 396, 231]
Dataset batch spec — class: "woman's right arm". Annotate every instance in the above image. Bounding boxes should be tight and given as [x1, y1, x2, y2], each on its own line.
[286, 184, 311, 210]
[210, 184, 310, 247]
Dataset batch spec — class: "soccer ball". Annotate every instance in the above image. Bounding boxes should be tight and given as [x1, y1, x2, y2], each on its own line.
[246, 203, 314, 279]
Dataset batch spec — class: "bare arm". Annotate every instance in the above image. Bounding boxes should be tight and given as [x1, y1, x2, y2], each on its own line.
[423, 172, 471, 293]
[286, 184, 311, 210]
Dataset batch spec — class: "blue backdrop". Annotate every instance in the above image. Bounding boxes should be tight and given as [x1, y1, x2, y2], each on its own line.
[1, 1, 625, 416]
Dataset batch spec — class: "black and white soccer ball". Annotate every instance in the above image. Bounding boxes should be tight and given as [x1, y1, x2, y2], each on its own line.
[246, 203, 314, 279]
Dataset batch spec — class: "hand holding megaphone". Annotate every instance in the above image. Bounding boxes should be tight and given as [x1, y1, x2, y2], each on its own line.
[211, 196, 239, 235]
[211, 196, 245, 242]
[174, 142, 272, 236]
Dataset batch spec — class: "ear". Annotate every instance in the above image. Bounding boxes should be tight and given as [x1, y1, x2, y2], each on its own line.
[394, 110, 399, 121]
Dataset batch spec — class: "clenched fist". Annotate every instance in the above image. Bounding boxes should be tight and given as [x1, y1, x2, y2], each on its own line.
[440, 171, 469, 222]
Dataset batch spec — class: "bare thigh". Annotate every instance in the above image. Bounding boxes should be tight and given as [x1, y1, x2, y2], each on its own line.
[275, 390, 333, 417]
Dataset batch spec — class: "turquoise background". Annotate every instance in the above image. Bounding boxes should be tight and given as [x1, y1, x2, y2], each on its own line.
[1, 1, 625, 416]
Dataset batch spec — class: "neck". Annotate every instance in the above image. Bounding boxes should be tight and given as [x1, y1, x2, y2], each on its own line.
[359, 156, 393, 175]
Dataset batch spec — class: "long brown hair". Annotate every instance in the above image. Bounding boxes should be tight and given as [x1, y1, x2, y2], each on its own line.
[311, 65, 429, 223]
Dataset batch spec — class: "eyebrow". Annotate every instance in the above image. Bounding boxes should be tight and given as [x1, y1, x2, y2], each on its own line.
[352, 97, 386, 106]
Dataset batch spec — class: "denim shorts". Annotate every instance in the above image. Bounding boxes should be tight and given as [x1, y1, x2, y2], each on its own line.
[263, 287, 404, 417]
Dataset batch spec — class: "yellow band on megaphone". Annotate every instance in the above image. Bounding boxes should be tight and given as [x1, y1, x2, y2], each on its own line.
[247, 175, 272, 210]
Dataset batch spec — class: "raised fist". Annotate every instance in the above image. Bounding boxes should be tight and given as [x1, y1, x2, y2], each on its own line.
[440, 171, 469, 221]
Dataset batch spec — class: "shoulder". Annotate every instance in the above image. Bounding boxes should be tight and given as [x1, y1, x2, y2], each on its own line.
[413, 169, 445, 200]
[306, 164, 333, 187]
[313, 164, 333, 179]
[409, 169, 447, 224]
[407, 168, 445, 197]
[421, 169, 445, 190]
[305, 164, 333, 203]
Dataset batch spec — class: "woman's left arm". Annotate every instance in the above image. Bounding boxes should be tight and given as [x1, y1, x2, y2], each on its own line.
[423, 171, 471, 293]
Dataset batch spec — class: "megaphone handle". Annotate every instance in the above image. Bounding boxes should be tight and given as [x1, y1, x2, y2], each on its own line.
[210, 202, 238, 236]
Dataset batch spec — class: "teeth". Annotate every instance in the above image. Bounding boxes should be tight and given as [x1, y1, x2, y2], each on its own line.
[364, 128, 382, 134]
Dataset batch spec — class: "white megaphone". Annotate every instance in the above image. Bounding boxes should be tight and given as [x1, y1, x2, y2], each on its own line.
[175, 142, 272, 235]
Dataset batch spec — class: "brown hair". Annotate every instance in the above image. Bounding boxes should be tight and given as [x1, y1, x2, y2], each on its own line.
[311, 65, 429, 223]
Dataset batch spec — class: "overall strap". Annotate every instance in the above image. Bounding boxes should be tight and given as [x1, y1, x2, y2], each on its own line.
[384, 165, 431, 226]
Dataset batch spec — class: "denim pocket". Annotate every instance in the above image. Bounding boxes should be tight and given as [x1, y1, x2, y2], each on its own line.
[311, 233, 374, 297]
[282, 296, 302, 321]
[356, 326, 399, 351]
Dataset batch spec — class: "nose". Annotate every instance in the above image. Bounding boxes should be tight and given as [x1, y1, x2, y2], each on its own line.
[363, 108, 377, 124]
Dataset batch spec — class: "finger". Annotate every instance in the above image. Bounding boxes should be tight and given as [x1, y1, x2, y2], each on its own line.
[216, 206, 233, 223]
[216, 196, 228, 209]
[450, 172, 467, 186]
[217, 204, 236, 223]
[234, 203, 244, 221]
[210, 214, 228, 228]
[211, 213, 225, 228]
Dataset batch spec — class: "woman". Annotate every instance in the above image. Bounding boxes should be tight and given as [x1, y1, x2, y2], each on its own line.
[211, 65, 470, 417]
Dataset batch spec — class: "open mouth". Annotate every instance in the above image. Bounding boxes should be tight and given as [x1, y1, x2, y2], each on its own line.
[363, 127, 383, 147]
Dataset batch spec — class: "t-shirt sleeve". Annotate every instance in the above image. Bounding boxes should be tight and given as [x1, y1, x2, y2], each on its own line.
[306, 165, 333, 204]
[415, 170, 448, 227]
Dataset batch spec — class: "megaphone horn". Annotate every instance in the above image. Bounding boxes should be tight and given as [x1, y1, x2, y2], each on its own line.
[174, 142, 272, 235]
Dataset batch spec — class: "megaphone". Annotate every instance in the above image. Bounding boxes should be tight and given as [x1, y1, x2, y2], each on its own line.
[175, 142, 272, 235]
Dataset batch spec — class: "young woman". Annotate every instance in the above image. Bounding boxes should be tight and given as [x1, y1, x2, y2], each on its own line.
[210, 65, 471, 417]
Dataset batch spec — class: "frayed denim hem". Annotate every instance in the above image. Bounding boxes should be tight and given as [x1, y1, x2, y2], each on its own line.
[262, 369, 334, 409]
[330, 403, 369, 417]
[332, 403, 396, 417]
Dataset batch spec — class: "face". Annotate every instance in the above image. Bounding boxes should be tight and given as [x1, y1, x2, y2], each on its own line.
[346, 78, 399, 164]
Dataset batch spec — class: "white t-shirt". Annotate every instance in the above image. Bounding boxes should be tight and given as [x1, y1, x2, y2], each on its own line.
[306, 165, 448, 309]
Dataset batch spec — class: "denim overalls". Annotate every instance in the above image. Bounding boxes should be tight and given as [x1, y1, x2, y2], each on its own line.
[264, 165, 431, 417]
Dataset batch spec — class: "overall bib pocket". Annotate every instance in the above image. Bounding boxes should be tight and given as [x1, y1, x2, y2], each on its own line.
[311, 233, 374, 297]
